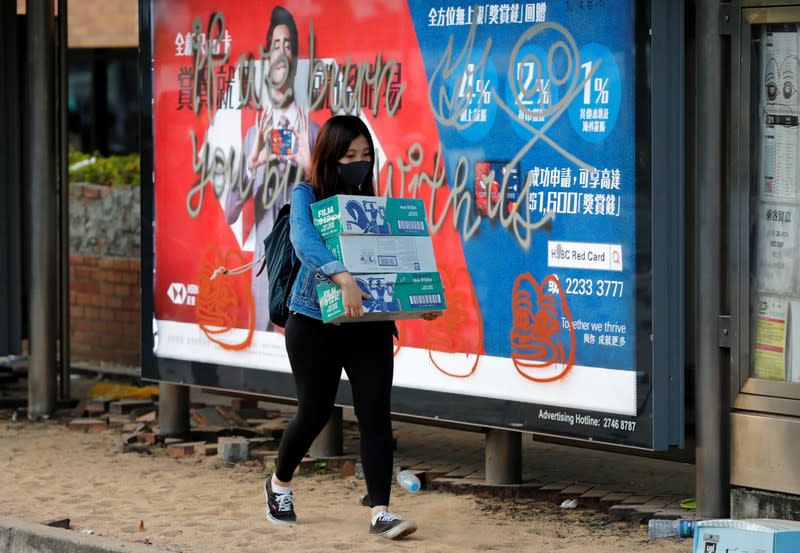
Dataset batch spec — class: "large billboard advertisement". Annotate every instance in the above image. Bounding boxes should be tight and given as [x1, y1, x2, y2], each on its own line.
[145, 0, 654, 446]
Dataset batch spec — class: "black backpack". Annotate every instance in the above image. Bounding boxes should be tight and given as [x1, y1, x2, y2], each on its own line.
[256, 203, 300, 327]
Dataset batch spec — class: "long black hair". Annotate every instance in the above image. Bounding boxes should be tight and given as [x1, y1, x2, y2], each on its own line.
[309, 115, 376, 200]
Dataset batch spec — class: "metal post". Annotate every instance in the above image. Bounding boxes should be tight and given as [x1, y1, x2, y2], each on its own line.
[695, 0, 729, 518]
[158, 382, 190, 438]
[57, 0, 70, 401]
[485, 429, 521, 485]
[0, 0, 24, 357]
[651, 0, 686, 451]
[309, 406, 343, 458]
[27, 0, 58, 419]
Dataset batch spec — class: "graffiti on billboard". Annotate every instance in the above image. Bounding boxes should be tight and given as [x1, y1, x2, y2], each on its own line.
[150, 0, 638, 418]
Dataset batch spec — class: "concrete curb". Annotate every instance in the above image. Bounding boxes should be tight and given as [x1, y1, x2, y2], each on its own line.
[0, 515, 170, 553]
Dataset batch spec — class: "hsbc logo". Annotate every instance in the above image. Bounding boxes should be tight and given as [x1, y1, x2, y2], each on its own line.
[167, 282, 198, 305]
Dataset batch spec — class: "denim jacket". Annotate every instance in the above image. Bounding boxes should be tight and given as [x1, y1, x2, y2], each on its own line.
[287, 183, 347, 319]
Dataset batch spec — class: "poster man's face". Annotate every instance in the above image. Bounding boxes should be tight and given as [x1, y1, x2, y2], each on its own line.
[269, 24, 293, 92]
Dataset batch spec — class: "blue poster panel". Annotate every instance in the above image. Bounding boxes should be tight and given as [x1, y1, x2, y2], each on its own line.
[407, 1, 635, 370]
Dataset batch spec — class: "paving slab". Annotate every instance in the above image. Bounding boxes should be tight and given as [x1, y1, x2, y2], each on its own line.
[559, 484, 593, 496]
[598, 492, 634, 511]
[621, 495, 655, 505]
[641, 496, 681, 509]
[580, 488, 611, 499]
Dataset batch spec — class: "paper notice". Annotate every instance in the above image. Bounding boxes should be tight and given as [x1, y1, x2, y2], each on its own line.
[753, 296, 788, 381]
[762, 24, 800, 108]
[754, 201, 798, 295]
[761, 110, 799, 200]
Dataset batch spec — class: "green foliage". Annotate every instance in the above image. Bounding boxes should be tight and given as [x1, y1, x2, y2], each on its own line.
[68, 150, 140, 186]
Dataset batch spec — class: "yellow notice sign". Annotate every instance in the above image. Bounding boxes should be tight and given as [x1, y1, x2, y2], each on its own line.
[753, 297, 787, 381]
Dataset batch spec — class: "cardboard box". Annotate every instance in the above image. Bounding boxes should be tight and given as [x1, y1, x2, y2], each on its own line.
[325, 234, 437, 273]
[317, 272, 446, 323]
[311, 194, 429, 239]
[693, 519, 800, 553]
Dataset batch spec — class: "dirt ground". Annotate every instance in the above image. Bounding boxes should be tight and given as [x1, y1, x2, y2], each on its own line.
[0, 418, 692, 553]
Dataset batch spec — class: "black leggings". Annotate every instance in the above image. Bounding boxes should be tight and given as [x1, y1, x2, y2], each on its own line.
[275, 313, 396, 507]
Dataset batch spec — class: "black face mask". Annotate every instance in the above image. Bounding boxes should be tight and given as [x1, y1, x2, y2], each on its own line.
[338, 160, 372, 194]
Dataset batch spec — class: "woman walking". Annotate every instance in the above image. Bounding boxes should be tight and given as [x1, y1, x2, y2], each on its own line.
[264, 115, 418, 540]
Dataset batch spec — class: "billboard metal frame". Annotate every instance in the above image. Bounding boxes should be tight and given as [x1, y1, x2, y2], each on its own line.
[138, 0, 685, 451]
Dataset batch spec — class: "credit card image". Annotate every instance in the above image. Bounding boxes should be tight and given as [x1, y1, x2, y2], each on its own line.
[270, 127, 294, 157]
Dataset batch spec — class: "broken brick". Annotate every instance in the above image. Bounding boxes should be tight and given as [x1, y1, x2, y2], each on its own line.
[85, 400, 110, 415]
[122, 422, 142, 433]
[135, 411, 157, 423]
[218, 437, 249, 462]
[109, 399, 155, 415]
[340, 460, 356, 478]
[136, 432, 158, 445]
[166, 441, 206, 459]
[67, 418, 108, 432]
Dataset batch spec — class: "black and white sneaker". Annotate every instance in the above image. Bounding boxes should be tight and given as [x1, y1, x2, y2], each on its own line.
[264, 478, 297, 525]
[369, 511, 417, 540]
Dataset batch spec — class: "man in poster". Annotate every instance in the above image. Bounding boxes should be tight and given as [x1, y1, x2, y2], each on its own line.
[223, 5, 320, 331]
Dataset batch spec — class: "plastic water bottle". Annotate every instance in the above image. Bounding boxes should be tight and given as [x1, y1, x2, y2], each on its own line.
[396, 470, 421, 493]
[647, 519, 695, 538]
[355, 461, 364, 479]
